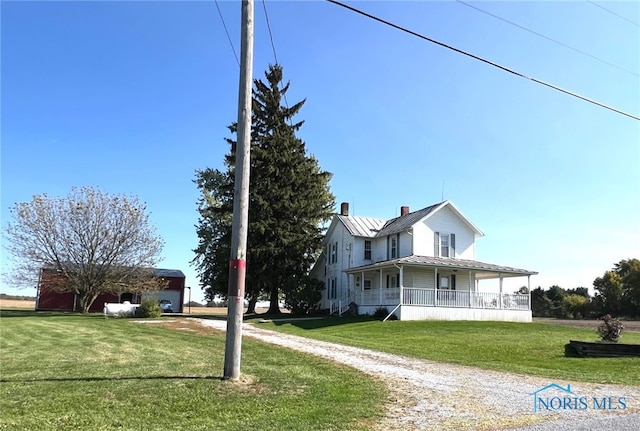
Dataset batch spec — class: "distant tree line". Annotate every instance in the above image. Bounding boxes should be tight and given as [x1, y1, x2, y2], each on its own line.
[0, 294, 36, 301]
[530, 259, 640, 319]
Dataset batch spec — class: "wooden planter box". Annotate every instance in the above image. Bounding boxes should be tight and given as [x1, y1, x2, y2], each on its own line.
[565, 340, 640, 358]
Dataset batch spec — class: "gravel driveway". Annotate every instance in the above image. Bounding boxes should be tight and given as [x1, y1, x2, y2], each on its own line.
[193, 318, 639, 431]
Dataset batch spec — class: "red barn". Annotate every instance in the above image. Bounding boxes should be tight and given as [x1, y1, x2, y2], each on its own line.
[35, 268, 186, 313]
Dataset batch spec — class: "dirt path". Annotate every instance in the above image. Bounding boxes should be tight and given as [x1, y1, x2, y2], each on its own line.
[192, 318, 639, 431]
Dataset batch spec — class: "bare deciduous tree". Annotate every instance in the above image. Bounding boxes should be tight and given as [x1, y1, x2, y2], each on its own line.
[4, 187, 165, 312]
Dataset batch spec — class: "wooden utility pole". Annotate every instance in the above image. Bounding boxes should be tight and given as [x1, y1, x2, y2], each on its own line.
[223, 0, 254, 380]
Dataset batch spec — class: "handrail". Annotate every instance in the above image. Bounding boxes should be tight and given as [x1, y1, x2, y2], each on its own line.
[383, 303, 401, 322]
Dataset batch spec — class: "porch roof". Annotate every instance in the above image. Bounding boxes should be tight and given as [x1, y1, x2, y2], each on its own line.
[345, 255, 537, 279]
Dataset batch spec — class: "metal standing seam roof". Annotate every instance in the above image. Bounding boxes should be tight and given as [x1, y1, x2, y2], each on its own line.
[335, 201, 483, 239]
[345, 255, 538, 276]
[336, 214, 386, 238]
[43, 264, 185, 278]
[153, 268, 186, 278]
[375, 202, 443, 237]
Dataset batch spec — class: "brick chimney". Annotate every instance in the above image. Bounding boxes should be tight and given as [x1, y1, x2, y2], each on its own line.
[340, 202, 349, 216]
[401, 206, 410, 216]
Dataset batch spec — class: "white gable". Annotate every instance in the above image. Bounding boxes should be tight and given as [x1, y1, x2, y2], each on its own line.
[412, 204, 477, 259]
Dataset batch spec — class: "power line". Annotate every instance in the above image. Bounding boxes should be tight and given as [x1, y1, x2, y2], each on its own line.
[456, 0, 638, 77]
[325, 0, 639, 121]
[261, 0, 280, 65]
[261, 0, 293, 125]
[588, 0, 640, 28]
[215, 0, 240, 67]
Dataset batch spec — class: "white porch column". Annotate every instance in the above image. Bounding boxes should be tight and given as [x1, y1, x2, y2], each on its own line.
[468, 270, 473, 307]
[434, 267, 438, 306]
[527, 274, 531, 310]
[398, 264, 404, 305]
[499, 274, 503, 309]
[379, 269, 383, 304]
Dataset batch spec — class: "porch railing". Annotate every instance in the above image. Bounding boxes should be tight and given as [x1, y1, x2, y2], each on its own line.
[357, 288, 530, 310]
[329, 297, 349, 315]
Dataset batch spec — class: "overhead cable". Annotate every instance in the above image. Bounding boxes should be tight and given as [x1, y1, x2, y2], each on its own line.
[325, 0, 639, 121]
[215, 0, 240, 67]
[261, 0, 293, 126]
[456, 0, 638, 77]
[262, 0, 280, 65]
[588, 0, 640, 28]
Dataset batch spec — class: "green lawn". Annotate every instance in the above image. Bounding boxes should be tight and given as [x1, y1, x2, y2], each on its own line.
[256, 317, 640, 386]
[0, 310, 384, 431]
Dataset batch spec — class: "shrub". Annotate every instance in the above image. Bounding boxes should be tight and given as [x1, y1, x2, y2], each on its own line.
[373, 307, 388, 319]
[597, 314, 624, 342]
[373, 306, 397, 320]
[137, 298, 162, 318]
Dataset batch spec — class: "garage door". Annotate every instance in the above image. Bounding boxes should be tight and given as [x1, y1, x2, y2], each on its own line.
[141, 290, 182, 313]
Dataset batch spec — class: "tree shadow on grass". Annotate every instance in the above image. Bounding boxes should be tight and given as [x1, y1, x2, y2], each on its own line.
[0, 309, 100, 319]
[193, 312, 379, 329]
[0, 375, 223, 383]
[256, 315, 379, 330]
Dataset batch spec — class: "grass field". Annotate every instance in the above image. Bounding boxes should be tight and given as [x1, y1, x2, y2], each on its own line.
[0, 299, 35, 309]
[0, 310, 384, 431]
[0, 299, 274, 316]
[255, 317, 640, 386]
[2, 302, 639, 430]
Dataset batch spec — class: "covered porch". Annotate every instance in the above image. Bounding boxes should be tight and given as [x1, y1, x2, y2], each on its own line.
[337, 256, 537, 322]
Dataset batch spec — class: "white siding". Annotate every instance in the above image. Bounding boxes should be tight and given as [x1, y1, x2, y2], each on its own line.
[399, 231, 413, 257]
[411, 221, 431, 256]
[372, 237, 387, 262]
[422, 205, 476, 259]
[399, 306, 532, 322]
[402, 268, 471, 291]
[351, 238, 367, 268]
[407, 269, 435, 289]
[321, 218, 358, 309]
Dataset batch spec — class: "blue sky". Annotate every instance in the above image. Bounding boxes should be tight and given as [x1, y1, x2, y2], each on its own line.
[1, 1, 638, 303]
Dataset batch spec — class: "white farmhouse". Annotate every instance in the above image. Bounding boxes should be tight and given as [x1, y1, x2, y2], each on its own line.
[310, 201, 537, 322]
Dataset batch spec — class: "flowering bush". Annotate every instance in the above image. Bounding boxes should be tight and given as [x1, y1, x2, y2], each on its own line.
[597, 314, 624, 343]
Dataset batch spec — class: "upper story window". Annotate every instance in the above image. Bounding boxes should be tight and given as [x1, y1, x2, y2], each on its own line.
[441, 234, 450, 258]
[390, 236, 397, 259]
[364, 240, 372, 260]
[329, 242, 338, 264]
[434, 232, 456, 258]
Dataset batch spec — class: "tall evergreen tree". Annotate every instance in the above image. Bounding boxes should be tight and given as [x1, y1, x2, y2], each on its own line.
[193, 64, 334, 313]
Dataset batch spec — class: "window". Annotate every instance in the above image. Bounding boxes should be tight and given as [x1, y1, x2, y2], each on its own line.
[328, 278, 337, 299]
[440, 234, 450, 258]
[363, 279, 372, 290]
[390, 236, 397, 259]
[364, 240, 372, 260]
[437, 274, 456, 290]
[434, 232, 456, 258]
[329, 242, 337, 264]
[440, 276, 449, 289]
[386, 274, 399, 288]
